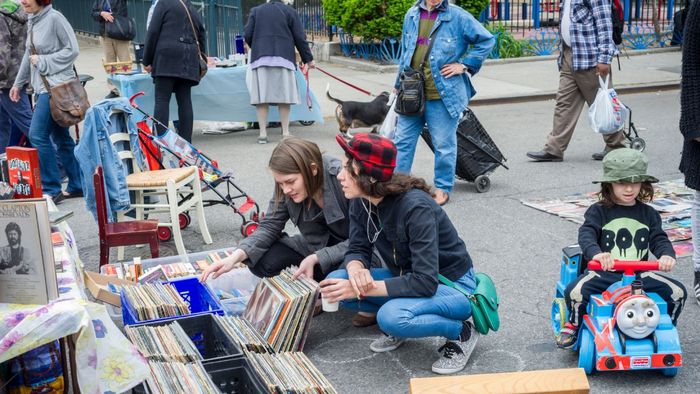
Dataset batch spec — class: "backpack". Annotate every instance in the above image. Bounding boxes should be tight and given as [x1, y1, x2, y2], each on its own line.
[611, 0, 624, 45]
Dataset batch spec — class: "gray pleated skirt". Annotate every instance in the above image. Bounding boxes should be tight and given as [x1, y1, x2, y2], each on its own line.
[246, 66, 300, 105]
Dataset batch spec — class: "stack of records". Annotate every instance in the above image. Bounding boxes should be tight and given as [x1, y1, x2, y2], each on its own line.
[126, 322, 221, 394]
[246, 350, 338, 394]
[243, 268, 319, 352]
[145, 361, 220, 394]
[122, 282, 190, 321]
[125, 322, 200, 362]
[215, 315, 274, 353]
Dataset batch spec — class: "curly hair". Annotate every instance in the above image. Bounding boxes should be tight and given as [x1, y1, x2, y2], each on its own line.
[598, 182, 655, 207]
[344, 154, 433, 198]
[5, 222, 21, 237]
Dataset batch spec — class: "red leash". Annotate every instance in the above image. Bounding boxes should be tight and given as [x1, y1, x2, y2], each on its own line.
[314, 66, 375, 97]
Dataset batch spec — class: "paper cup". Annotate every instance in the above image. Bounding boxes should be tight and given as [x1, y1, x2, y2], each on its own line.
[321, 296, 339, 312]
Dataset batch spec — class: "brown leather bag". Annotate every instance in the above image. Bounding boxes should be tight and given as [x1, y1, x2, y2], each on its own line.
[30, 29, 90, 128]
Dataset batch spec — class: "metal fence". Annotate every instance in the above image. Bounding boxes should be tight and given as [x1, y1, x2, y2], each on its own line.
[52, 0, 243, 58]
[292, 0, 329, 40]
[481, 0, 688, 32]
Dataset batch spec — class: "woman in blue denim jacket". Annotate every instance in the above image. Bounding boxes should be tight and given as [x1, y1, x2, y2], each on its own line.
[393, 0, 494, 205]
[322, 133, 479, 375]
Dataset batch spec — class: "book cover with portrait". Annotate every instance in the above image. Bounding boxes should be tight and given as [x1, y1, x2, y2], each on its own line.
[0, 200, 57, 304]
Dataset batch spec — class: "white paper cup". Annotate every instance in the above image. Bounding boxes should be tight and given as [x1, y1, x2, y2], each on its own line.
[321, 296, 339, 312]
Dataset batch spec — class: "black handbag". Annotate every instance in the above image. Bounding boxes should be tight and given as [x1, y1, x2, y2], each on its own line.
[103, 1, 135, 41]
[395, 25, 440, 117]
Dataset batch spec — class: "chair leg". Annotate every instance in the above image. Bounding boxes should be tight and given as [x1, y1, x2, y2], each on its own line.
[99, 241, 110, 268]
[116, 212, 125, 260]
[149, 235, 159, 258]
[135, 190, 145, 220]
[167, 180, 187, 256]
[192, 176, 213, 244]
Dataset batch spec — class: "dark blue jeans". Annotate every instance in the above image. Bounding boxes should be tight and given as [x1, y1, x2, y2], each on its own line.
[0, 89, 32, 153]
[29, 94, 81, 196]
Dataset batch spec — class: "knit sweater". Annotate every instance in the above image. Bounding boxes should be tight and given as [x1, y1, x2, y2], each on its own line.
[679, 0, 700, 190]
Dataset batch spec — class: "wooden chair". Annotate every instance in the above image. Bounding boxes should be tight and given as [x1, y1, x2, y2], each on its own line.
[94, 166, 159, 268]
[110, 132, 212, 256]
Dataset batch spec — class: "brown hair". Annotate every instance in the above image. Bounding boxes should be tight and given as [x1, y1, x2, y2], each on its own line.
[268, 138, 324, 206]
[344, 154, 433, 198]
[598, 182, 655, 207]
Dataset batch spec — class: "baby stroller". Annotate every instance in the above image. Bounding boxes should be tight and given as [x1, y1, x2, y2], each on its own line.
[128, 92, 261, 239]
[421, 108, 508, 193]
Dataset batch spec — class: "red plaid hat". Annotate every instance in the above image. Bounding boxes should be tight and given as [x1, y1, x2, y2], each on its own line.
[336, 133, 396, 182]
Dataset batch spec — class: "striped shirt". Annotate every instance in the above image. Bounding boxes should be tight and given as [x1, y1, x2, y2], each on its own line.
[561, 0, 618, 71]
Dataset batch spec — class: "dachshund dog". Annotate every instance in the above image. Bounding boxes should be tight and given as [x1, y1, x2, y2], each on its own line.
[326, 84, 391, 139]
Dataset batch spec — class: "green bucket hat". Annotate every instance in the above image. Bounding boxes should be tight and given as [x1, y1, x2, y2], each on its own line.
[593, 148, 659, 184]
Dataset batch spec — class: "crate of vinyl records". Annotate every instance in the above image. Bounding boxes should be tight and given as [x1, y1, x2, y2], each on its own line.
[120, 277, 224, 326]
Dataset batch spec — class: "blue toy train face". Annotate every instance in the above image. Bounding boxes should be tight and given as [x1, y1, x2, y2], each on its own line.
[615, 295, 660, 339]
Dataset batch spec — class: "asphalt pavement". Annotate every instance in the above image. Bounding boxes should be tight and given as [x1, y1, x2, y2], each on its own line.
[65, 40, 695, 393]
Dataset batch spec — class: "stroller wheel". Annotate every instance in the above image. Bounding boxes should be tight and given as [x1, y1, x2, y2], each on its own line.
[179, 212, 191, 229]
[475, 175, 491, 193]
[241, 222, 259, 237]
[299, 120, 315, 126]
[158, 226, 173, 242]
[630, 137, 646, 152]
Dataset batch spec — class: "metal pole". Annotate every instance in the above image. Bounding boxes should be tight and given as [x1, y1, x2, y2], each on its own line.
[533, 0, 541, 28]
[207, 0, 217, 56]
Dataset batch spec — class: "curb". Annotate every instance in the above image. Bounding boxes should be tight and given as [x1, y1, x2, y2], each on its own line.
[327, 46, 681, 73]
[469, 81, 680, 106]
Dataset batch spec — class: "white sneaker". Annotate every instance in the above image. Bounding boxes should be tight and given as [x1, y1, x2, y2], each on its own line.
[369, 334, 406, 353]
[431, 321, 479, 375]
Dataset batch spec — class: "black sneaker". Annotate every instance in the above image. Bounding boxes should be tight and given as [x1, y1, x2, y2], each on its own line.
[694, 271, 700, 306]
[51, 192, 65, 205]
[105, 91, 119, 99]
[555, 322, 579, 348]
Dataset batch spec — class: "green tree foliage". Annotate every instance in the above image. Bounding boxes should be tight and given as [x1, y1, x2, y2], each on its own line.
[322, 0, 414, 40]
[455, 0, 490, 18]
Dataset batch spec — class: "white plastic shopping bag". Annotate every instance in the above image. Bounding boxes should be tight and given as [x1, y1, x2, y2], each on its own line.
[379, 92, 398, 140]
[588, 75, 628, 134]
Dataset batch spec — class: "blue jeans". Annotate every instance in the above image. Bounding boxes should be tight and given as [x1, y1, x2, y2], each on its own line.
[325, 267, 476, 340]
[394, 99, 460, 193]
[29, 94, 81, 196]
[0, 89, 33, 153]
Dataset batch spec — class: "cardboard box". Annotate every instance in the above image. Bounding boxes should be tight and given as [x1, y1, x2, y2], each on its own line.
[6, 147, 42, 198]
[83, 270, 134, 307]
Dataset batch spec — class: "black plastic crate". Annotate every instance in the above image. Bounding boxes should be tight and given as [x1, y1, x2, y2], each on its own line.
[203, 357, 268, 394]
[130, 313, 242, 362]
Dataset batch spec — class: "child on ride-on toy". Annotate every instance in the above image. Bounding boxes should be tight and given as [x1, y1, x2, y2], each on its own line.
[556, 148, 687, 348]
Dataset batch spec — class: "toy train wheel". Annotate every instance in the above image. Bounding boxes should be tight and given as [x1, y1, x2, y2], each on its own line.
[475, 175, 490, 193]
[551, 298, 567, 336]
[179, 212, 191, 229]
[158, 226, 172, 242]
[241, 222, 258, 237]
[299, 120, 315, 126]
[578, 328, 596, 374]
[630, 137, 646, 152]
[661, 368, 678, 377]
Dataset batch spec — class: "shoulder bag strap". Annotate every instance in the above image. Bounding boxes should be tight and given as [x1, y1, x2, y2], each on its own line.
[178, 0, 204, 58]
[29, 26, 52, 95]
[418, 23, 441, 70]
[438, 273, 475, 301]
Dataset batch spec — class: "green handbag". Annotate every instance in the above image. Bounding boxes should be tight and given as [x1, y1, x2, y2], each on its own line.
[439, 272, 500, 335]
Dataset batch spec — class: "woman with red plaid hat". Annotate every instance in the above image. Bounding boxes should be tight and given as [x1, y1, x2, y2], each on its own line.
[321, 132, 480, 375]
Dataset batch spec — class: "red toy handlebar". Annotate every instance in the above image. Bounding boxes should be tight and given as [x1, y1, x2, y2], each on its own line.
[588, 260, 660, 275]
[129, 91, 145, 108]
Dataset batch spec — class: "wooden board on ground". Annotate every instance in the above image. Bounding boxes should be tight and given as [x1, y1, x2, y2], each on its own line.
[409, 367, 589, 394]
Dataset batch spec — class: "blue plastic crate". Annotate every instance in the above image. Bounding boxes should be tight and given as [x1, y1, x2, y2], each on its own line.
[121, 277, 224, 326]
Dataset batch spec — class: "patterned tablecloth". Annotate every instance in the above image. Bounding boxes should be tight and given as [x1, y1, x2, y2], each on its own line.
[0, 218, 148, 393]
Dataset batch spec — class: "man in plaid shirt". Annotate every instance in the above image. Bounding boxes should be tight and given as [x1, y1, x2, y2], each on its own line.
[527, 0, 625, 162]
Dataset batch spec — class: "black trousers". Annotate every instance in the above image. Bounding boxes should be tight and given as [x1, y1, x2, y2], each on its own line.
[564, 270, 687, 326]
[247, 240, 325, 282]
[153, 76, 194, 143]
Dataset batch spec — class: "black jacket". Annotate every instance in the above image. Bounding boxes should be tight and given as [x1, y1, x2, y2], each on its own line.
[244, 0, 313, 66]
[91, 0, 128, 37]
[143, 0, 206, 83]
[680, 1, 700, 191]
[345, 189, 473, 298]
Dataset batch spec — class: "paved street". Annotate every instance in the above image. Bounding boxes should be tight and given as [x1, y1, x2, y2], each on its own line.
[61, 73, 697, 392]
